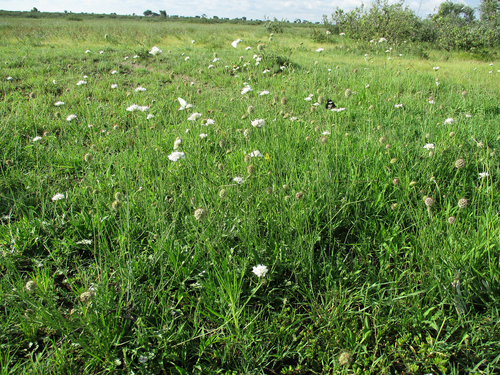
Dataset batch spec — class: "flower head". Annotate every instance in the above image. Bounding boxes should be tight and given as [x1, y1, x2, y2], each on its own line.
[316, 48, 324, 53]
[444, 118, 455, 125]
[251, 119, 265, 128]
[168, 151, 186, 161]
[241, 85, 253, 95]
[423, 143, 435, 150]
[233, 177, 244, 184]
[231, 39, 243, 48]
[149, 46, 162, 55]
[52, 193, 66, 201]
[126, 104, 149, 112]
[135, 86, 147, 92]
[111, 83, 118, 89]
[76, 80, 87, 86]
[252, 264, 268, 277]
[479, 172, 489, 179]
[249, 150, 263, 158]
[54, 101, 65, 106]
[66, 114, 77, 121]
[188, 112, 202, 121]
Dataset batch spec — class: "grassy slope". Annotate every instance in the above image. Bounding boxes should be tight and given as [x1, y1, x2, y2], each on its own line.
[0, 18, 499, 374]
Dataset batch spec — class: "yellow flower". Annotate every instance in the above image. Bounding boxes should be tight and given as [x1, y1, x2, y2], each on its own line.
[265, 153, 271, 162]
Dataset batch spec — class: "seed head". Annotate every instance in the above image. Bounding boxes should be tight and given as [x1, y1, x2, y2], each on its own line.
[219, 189, 227, 199]
[319, 136, 327, 145]
[219, 139, 226, 148]
[379, 136, 387, 144]
[455, 158, 465, 169]
[345, 88, 352, 98]
[448, 216, 456, 224]
[25, 280, 36, 292]
[318, 95, 324, 104]
[280, 97, 288, 105]
[295, 192, 303, 200]
[244, 154, 252, 163]
[194, 208, 207, 221]
[390, 158, 397, 164]
[114, 192, 124, 201]
[247, 105, 255, 114]
[217, 163, 224, 171]
[283, 184, 289, 190]
[424, 197, 434, 207]
[79, 291, 93, 302]
[338, 351, 352, 367]
[247, 164, 256, 174]
[243, 129, 251, 138]
[84, 153, 93, 162]
[461, 90, 468, 97]
[266, 187, 273, 195]
[458, 198, 468, 208]
[393, 178, 399, 185]
[409, 180, 417, 186]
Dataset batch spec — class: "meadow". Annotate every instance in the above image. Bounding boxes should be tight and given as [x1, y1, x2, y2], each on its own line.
[0, 17, 499, 374]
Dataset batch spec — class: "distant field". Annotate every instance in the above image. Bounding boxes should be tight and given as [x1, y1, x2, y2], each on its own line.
[1, 17, 499, 374]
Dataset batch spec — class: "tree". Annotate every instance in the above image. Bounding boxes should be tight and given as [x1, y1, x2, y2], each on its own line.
[143, 10, 153, 16]
[480, 0, 500, 21]
[159, 10, 167, 17]
[31, 7, 39, 12]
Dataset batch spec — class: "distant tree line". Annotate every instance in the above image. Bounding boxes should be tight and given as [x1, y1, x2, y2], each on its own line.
[321, 0, 500, 51]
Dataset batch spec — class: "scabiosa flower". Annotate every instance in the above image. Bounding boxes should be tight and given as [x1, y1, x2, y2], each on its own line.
[251, 119, 265, 128]
[241, 85, 253, 95]
[111, 83, 118, 89]
[394, 103, 403, 108]
[458, 198, 468, 208]
[455, 158, 465, 169]
[479, 172, 489, 179]
[247, 164, 256, 174]
[295, 192, 303, 200]
[54, 101, 65, 106]
[424, 197, 434, 207]
[423, 143, 435, 150]
[135, 86, 147, 92]
[66, 114, 77, 121]
[448, 216, 456, 224]
[199, 133, 208, 138]
[33, 136, 42, 142]
[168, 151, 186, 162]
[52, 193, 65, 201]
[252, 264, 268, 277]
[76, 80, 87, 86]
[188, 113, 202, 121]
[233, 177, 244, 184]
[444, 118, 455, 125]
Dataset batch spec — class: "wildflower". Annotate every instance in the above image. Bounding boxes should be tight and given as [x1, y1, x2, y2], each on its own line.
[251, 119, 265, 128]
[322, 131, 331, 135]
[231, 39, 243, 48]
[147, 114, 154, 119]
[188, 112, 202, 121]
[25, 280, 36, 292]
[149, 46, 162, 55]
[479, 172, 489, 179]
[379, 136, 387, 144]
[444, 118, 455, 125]
[111, 70, 118, 75]
[345, 88, 352, 98]
[455, 158, 465, 169]
[365, 84, 370, 88]
[304, 97, 313, 101]
[168, 151, 186, 161]
[393, 178, 400, 185]
[135, 86, 147, 92]
[199, 133, 208, 138]
[394, 103, 403, 108]
[458, 198, 468, 208]
[76, 239, 93, 245]
[448, 216, 456, 224]
[194, 208, 207, 221]
[66, 114, 77, 121]
[111, 84, 118, 89]
[424, 197, 434, 207]
[259, 90, 270, 95]
[332, 108, 346, 112]
[205, 119, 215, 125]
[249, 150, 263, 157]
[126, 104, 149, 112]
[85, 49, 91, 53]
[428, 100, 435, 104]
[79, 291, 93, 302]
[262, 69, 270, 74]
[191, 40, 195, 44]
[76, 80, 87, 86]
[339, 351, 352, 366]
[433, 67, 440, 70]
[339, 32, 345, 36]
[466, 114, 472, 118]
[378, 37, 387, 43]
[33, 136, 42, 142]
[316, 48, 324, 52]
[184, 56, 190, 61]
[246, 46, 251, 50]
[241, 85, 253, 95]
[423, 143, 434, 150]
[173, 137, 182, 149]
[54, 101, 65, 106]
[213, 57, 220, 62]
[233, 177, 244, 184]
[178, 97, 194, 110]
[52, 193, 65, 201]
[252, 264, 268, 277]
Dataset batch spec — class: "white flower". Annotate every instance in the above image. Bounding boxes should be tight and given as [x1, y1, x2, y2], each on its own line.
[111, 70, 118, 75]
[173, 137, 182, 149]
[433, 66, 440, 70]
[378, 37, 387, 43]
[208, 64, 214, 69]
[126, 104, 149, 112]
[205, 119, 215, 125]
[466, 114, 472, 118]
[168, 151, 186, 161]
[184, 56, 190, 61]
[135, 86, 147, 92]
[85, 49, 91, 53]
[316, 48, 324, 52]
[83, 75, 88, 79]
[332, 108, 346, 112]
[188, 112, 202, 121]
[262, 69, 270, 74]
[304, 97, 312, 101]
[147, 114, 154, 119]
[444, 118, 455, 125]
[436, 81, 440, 86]
[423, 143, 435, 150]
[241, 85, 253, 95]
[339, 32, 345, 36]
[365, 84, 370, 88]
[99, 50, 104, 54]
[149, 46, 162, 55]
[54, 101, 65, 106]
[428, 100, 435, 104]
[178, 97, 194, 110]
[199, 133, 208, 138]
[52, 193, 66, 201]
[259, 90, 270, 95]
[290, 117, 298, 121]
[252, 264, 268, 277]
[394, 103, 403, 108]
[280, 66, 286, 70]
[245, 46, 251, 50]
[251, 119, 265, 128]
[66, 114, 77, 121]
[479, 172, 489, 179]
[233, 177, 244, 184]
[191, 40, 195, 44]
[322, 131, 331, 135]
[249, 150, 263, 157]
[213, 57, 220, 62]
[76, 80, 87, 86]
[231, 39, 243, 48]
[111, 83, 118, 89]
[33, 136, 42, 142]
[52, 80, 56, 84]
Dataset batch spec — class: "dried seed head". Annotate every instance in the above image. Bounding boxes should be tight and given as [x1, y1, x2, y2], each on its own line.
[243, 129, 251, 138]
[283, 184, 289, 190]
[391, 203, 399, 210]
[393, 178, 399, 185]
[345, 88, 352, 98]
[25, 280, 36, 292]
[194, 208, 207, 221]
[111, 200, 121, 211]
[219, 189, 227, 199]
[409, 180, 417, 186]
[79, 291, 92, 302]
[455, 158, 465, 169]
[266, 187, 272, 195]
[449, 131, 455, 137]
[247, 105, 255, 114]
[319, 136, 327, 145]
[280, 97, 288, 105]
[386, 144, 391, 149]
[295, 192, 303, 200]
[244, 154, 252, 163]
[114, 192, 124, 201]
[448, 216, 456, 224]
[84, 153, 93, 162]
[339, 351, 352, 367]
[219, 139, 226, 148]
[461, 90, 468, 97]
[379, 136, 387, 144]
[428, 151, 434, 157]
[424, 197, 434, 207]
[247, 164, 256, 174]
[458, 198, 468, 208]
[217, 163, 224, 171]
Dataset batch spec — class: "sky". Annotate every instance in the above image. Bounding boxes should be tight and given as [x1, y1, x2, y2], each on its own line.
[0, 0, 481, 23]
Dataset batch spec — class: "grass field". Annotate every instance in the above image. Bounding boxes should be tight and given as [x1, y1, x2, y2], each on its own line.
[1, 17, 500, 374]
